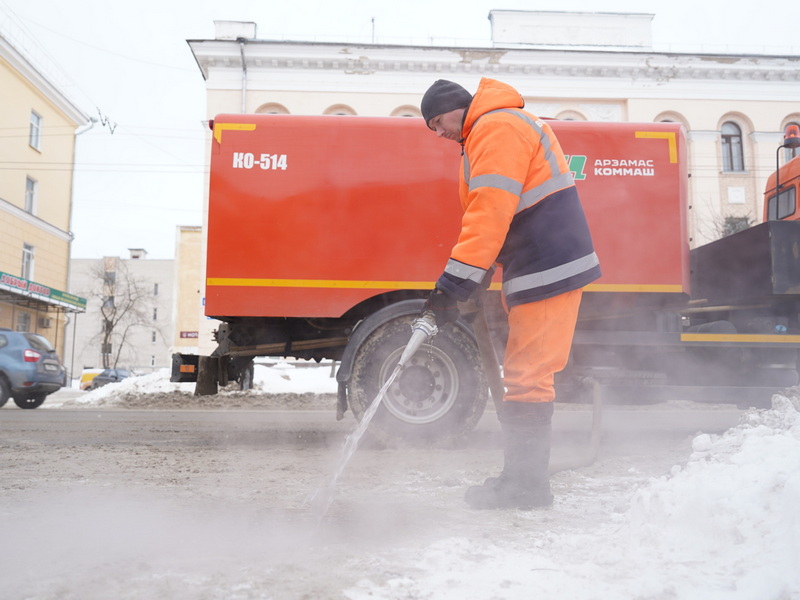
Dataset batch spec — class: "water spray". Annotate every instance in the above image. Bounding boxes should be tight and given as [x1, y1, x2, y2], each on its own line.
[308, 312, 438, 521]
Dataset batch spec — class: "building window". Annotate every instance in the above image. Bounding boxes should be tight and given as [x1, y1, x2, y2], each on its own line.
[255, 102, 290, 114]
[29, 111, 42, 150]
[323, 104, 357, 116]
[102, 296, 115, 309]
[16, 312, 31, 332]
[153, 282, 159, 296]
[556, 110, 587, 121]
[25, 177, 38, 214]
[21, 244, 34, 280]
[391, 105, 421, 118]
[153, 308, 158, 321]
[151, 331, 156, 343]
[721, 121, 744, 172]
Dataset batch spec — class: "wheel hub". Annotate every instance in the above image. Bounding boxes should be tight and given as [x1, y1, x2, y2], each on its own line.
[379, 346, 459, 425]
[397, 365, 435, 402]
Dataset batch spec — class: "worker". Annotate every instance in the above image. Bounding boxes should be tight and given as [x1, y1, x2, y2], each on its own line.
[420, 78, 601, 510]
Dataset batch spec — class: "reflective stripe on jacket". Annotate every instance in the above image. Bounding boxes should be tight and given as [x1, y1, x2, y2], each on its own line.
[435, 78, 600, 307]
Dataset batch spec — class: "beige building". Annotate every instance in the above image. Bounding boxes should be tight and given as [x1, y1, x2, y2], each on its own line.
[172, 225, 218, 356]
[188, 11, 800, 249]
[0, 24, 88, 356]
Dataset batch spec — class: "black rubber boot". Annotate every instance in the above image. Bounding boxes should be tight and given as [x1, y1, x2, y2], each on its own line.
[465, 402, 554, 510]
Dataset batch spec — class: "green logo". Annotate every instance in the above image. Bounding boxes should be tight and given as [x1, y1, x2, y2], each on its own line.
[565, 155, 587, 181]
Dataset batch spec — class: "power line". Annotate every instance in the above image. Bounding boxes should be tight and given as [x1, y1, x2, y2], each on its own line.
[18, 14, 197, 73]
[0, 164, 207, 174]
[75, 198, 205, 214]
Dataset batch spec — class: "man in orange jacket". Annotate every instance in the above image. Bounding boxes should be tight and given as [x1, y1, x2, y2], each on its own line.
[421, 78, 601, 509]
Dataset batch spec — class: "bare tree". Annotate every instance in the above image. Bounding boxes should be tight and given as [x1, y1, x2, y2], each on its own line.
[721, 215, 755, 237]
[83, 258, 161, 369]
[695, 193, 757, 243]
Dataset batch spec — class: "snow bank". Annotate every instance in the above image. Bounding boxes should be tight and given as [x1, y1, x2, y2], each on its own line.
[68, 361, 338, 406]
[346, 393, 800, 600]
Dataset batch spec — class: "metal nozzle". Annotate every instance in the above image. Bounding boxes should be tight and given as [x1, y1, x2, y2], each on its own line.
[397, 312, 438, 368]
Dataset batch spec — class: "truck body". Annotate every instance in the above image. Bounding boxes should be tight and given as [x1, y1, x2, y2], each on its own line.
[173, 114, 800, 443]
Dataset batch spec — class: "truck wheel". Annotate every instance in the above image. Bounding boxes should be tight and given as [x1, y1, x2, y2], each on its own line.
[13, 393, 46, 409]
[238, 360, 255, 390]
[349, 313, 488, 445]
[0, 377, 10, 407]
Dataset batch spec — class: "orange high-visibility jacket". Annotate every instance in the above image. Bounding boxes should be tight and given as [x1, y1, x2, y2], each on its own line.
[435, 78, 601, 307]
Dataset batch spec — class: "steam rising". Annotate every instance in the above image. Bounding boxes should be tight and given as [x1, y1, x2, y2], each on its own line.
[3, 371, 799, 598]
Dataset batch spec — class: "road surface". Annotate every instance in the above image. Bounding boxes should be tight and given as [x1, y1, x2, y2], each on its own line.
[0, 389, 747, 599]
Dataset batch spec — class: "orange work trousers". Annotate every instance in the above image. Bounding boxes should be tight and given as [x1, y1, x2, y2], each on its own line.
[502, 288, 583, 404]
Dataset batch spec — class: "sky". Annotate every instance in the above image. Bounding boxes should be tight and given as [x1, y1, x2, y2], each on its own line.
[2, 0, 799, 259]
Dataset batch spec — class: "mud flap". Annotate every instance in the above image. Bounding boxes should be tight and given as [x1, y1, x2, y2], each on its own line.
[171, 353, 199, 383]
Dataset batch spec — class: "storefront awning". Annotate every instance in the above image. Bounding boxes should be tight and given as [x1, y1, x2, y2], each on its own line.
[0, 271, 86, 313]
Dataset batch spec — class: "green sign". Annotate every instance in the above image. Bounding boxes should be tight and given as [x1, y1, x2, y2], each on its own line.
[0, 271, 87, 311]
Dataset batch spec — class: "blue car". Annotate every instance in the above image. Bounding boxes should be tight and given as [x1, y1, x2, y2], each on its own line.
[89, 368, 131, 390]
[0, 329, 65, 409]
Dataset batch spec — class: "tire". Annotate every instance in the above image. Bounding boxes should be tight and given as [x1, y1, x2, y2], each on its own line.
[349, 313, 488, 445]
[0, 377, 10, 408]
[236, 359, 255, 391]
[13, 393, 47, 409]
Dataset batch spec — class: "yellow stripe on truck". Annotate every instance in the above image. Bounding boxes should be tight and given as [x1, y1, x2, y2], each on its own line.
[207, 277, 436, 290]
[585, 283, 684, 293]
[207, 279, 681, 293]
[681, 333, 800, 344]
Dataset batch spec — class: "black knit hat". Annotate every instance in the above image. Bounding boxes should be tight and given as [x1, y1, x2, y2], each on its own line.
[420, 80, 472, 128]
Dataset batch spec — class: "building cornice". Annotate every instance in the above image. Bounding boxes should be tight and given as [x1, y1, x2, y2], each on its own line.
[189, 39, 800, 89]
[0, 196, 73, 243]
[0, 34, 89, 126]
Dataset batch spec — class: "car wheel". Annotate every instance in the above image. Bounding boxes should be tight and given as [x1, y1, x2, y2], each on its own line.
[0, 377, 10, 407]
[13, 393, 47, 409]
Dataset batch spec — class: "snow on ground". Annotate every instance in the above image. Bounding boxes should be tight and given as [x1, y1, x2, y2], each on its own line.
[46, 361, 339, 408]
[343, 392, 800, 600]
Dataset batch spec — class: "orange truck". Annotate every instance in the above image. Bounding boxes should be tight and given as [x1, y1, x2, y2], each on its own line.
[172, 115, 800, 442]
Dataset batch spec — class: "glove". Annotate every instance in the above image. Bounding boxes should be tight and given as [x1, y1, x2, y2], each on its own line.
[422, 289, 459, 326]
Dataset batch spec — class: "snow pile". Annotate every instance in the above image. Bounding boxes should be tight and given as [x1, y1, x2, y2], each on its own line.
[73, 370, 194, 405]
[252, 361, 338, 394]
[346, 393, 800, 599]
[617, 393, 800, 598]
[68, 361, 338, 406]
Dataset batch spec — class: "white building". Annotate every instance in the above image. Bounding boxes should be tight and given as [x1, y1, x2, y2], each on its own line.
[65, 250, 175, 376]
[188, 10, 800, 248]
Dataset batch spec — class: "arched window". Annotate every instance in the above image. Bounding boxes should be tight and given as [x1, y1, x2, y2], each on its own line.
[391, 105, 421, 117]
[654, 111, 689, 131]
[721, 121, 744, 172]
[255, 102, 289, 115]
[555, 110, 587, 121]
[323, 104, 357, 116]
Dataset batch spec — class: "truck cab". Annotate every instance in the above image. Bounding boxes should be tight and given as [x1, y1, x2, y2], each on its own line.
[764, 125, 800, 221]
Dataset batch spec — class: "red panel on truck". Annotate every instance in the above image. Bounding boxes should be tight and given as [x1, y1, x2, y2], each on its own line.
[206, 115, 688, 318]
